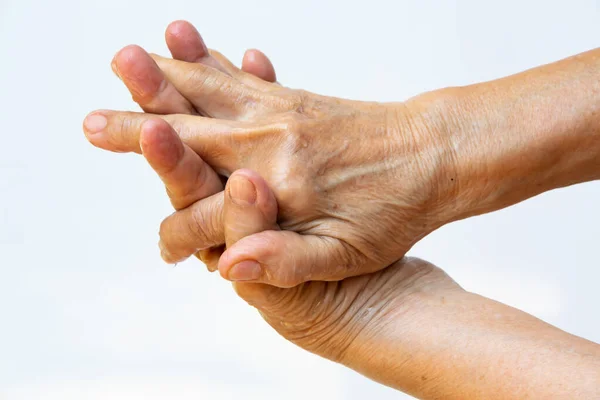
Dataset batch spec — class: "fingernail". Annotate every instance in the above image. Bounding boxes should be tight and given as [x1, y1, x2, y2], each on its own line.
[228, 260, 262, 281]
[229, 175, 256, 206]
[84, 114, 107, 134]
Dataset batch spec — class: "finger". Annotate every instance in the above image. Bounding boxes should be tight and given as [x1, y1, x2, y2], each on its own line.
[209, 49, 278, 90]
[220, 169, 282, 306]
[151, 54, 288, 119]
[111, 45, 196, 115]
[139, 118, 223, 210]
[219, 229, 362, 288]
[158, 192, 225, 263]
[224, 169, 279, 248]
[83, 110, 242, 173]
[165, 20, 277, 85]
[219, 169, 361, 288]
[165, 20, 279, 93]
[195, 246, 224, 272]
[165, 20, 232, 73]
[242, 49, 277, 83]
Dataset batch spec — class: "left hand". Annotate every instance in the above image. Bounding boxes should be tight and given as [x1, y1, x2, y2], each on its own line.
[137, 119, 600, 399]
[84, 39, 463, 287]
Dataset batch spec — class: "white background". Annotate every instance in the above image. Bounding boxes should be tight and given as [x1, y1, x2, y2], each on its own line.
[1, 0, 599, 399]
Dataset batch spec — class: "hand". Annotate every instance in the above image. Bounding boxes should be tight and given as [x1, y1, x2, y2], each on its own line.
[84, 41, 463, 287]
[134, 115, 462, 396]
[105, 20, 277, 269]
[138, 123, 600, 399]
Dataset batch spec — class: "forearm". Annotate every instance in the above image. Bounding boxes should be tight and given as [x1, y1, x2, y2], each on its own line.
[346, 290, 600, 399]
[449, 48, 600, 219]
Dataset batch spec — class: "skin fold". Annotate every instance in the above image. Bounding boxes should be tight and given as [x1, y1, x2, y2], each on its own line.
[83, 21, 600, 397]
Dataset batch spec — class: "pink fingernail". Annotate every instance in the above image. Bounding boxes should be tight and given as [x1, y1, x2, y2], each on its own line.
[228, 260, 262, 281]
[84, 114, 107, 134]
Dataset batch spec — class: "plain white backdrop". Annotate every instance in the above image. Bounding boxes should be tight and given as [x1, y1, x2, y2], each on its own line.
[1, 0, 599, 399]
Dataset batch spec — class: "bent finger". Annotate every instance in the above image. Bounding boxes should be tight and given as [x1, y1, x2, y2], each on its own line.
[112, 45, 195, 115]
[139, 118, 222, 210]
[158, 192, 225, 263]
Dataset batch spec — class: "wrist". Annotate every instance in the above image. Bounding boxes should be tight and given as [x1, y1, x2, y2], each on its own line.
[435, 51, 600, 221]
[342, 265, 600, 399]
[389, 88, 474, 230]
[336, 258, 467, 394]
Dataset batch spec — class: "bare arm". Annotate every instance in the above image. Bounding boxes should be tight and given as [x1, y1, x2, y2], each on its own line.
[422, 48, 600, 221]
[344, 282, 600, 399]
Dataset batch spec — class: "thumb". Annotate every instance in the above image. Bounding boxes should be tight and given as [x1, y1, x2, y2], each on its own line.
[220, 231, 359, 288]
[220, 171, 361, 288]
[221, 169, 282, 306]
[223, 169, 279, 248]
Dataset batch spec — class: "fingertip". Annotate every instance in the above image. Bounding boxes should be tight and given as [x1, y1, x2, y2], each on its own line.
[242, 49, 276, 82]
[114, 44, 147, 67]
[83, 110, 108, 135]
[165, 20, 198, 41]
[113, 45, 164, 102]
[165, 20, 208, 62]
[165, 20, 192, 36]
[83, 110, 110, 148]
[139, 118, 169, 145]
[140, 119, 184, 170]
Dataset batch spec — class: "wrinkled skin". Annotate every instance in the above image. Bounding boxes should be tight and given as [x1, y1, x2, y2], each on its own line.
[84, 26, 461, 287]
[104, 20, 278, 267]
[136, 114, 465, 397]
[86, 21, 600, 398]
[136, 118, 600, 399]
[101, 27, 460, 362]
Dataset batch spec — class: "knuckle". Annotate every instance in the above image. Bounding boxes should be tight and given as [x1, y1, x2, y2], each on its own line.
[280, 112, 303, 135]
[268, 114, 317, 210]
[290, 90, 309, 114]
[274, 170, 315, 213]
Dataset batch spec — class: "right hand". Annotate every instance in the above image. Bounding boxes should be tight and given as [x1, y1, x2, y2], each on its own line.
[139, 118, 600, 400]
[137, 116, 466, 397]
